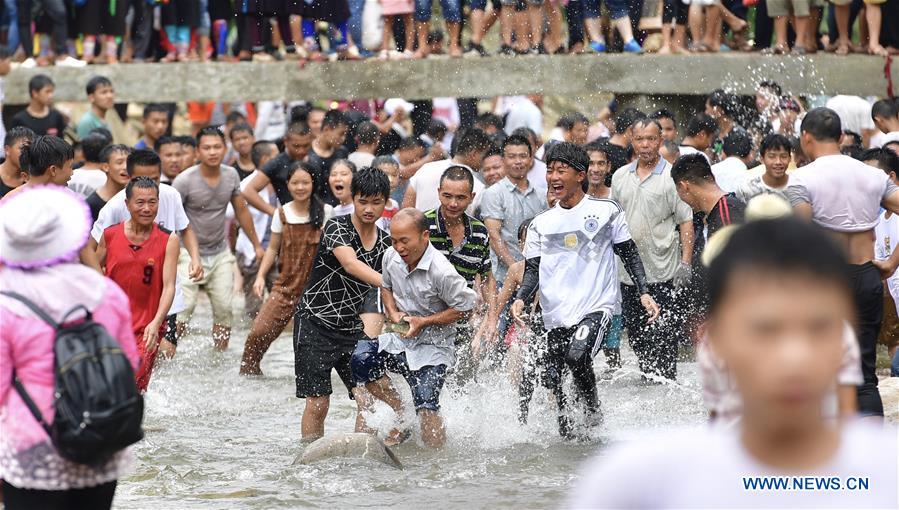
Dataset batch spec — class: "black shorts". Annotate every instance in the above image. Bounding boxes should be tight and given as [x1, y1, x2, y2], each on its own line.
[293, 317, 360, 399]
[360, 287, 381, 315]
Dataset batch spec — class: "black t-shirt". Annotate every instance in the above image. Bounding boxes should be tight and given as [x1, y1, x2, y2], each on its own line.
[607, 142, 630, 173]
[306, 145, 349, 206]
[260, 153, 299, 205]
[298, 215, 391, 334]
[234, 160, 255, 181]
[10, 109, 68, 137]
[705, 193, 746, 239]
[86, 190, 108, 222]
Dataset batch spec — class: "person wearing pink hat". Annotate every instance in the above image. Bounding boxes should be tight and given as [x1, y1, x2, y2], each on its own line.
[0, 186, 139, 509]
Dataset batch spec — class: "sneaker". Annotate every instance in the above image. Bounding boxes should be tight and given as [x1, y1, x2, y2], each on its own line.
[55, 55, 87, 67]
[622, 39, 643, 53]
[20, 57, 37, 69]
[588, 40, 607, 53]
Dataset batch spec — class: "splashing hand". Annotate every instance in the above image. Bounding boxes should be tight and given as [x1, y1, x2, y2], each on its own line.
[640, 294, 660, 324]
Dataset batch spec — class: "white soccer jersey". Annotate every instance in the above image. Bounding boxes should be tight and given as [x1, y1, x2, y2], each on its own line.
[523, 195, 631, 329]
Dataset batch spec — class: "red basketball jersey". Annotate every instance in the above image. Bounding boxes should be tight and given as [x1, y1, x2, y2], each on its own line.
[103, 222, 171, 334]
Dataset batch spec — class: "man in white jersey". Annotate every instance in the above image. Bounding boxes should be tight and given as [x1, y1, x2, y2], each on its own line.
[785, 107, 899, 418]
[511, 142, 659, 438]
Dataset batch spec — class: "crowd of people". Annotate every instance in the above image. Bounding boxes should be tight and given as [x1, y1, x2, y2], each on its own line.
[0, 0, 898, 66]
[1, 72, 898, 508]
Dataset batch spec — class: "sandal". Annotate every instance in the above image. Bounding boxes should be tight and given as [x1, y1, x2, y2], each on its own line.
[384, 428, 412, 447]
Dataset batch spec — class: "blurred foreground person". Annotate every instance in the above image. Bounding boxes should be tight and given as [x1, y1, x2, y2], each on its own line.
[569, 218, 898, 509]
[0, 187, 140, 509]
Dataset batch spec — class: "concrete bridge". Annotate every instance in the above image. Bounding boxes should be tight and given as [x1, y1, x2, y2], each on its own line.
[3, 53, 894, 105]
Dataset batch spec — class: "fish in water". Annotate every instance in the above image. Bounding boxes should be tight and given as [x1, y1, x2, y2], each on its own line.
[294, 432, 404, 469]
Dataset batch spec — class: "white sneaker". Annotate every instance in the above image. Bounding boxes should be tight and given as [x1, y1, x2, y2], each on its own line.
[55, 56, 87, 67]
[20, 57, 37, 69]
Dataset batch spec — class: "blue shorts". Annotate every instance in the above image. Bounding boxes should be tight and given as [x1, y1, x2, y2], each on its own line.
[470, 0, 502, 9]
[352, 339, 448, 412]
[600, 314, 623, 349]
[415, 0, 462, 22]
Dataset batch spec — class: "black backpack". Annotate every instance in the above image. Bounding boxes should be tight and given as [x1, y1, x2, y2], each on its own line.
[3, 291, 145, 466]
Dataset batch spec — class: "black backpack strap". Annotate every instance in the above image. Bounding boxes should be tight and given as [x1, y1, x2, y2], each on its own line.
[0, 291, 60, 329]
[12, 371, 53, 438]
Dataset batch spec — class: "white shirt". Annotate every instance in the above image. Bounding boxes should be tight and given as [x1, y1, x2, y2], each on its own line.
[527, 159, 548, 196]
[523, 195, 631, 328]
[875, 211, 899, 310]
[711, 157, 748, 193]
[503, 96, 543, 136]
[226, 171, 276, 266]
[825, 95, 875, 136]
[678, 145, 711, 163]
[92, 183, 190, 314]
[271, 202, 334, 233]
[786, 154, 896, 232]
[869, 131, 899, 148]
[254, 101, 287, 142]
[431, 97, 460, 130]
[407, 159, 484, 216]
[68, 167, 107, 197]
[347, 151, 375, 169]
[569, 420, 898, 509]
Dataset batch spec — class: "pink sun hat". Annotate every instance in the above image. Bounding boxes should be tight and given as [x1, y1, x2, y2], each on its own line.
[0, 185, 91, 269]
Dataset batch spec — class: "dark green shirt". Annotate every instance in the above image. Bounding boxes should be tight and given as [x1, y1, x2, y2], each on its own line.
[425, 207, 491, 288]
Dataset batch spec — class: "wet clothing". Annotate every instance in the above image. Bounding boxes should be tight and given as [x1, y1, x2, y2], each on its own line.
[9, 109, 67, 137]
[241, 206, 325, 374]
[424, 207, 491, 288]
[298, 215, 391, 333]
[86, 191, 107, 223]
[352, 339, 448, 411]
[260, 153, 303, 206]
[103, 222, 172, 392]
[306, 145, 349, 206]
[704, 194, 746, 240]
[293, 317, 358, 398]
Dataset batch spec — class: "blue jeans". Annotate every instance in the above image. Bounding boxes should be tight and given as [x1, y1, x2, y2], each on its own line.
[352, 339, 448, 412]
[2, 0, 18, 53]
[347, 0, 365, 50]
[583, 0, 629, 20]
[415, 0, 462, 23]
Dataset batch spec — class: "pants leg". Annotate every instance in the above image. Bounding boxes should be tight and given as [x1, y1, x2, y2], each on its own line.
[544, 328, 573, 437]
[241, 288, 297, 373]
[205, 250, 236, 328]
[130, 0, 153, 59]
[565, 0, 585, 47]
[41, 0, 67, 54]
[623, 281, 679, 380]
[347, 0, 365, 48]
[15, 0, 30, 56]
[176, 249, 201, 324]
[850, 263, 884, 417]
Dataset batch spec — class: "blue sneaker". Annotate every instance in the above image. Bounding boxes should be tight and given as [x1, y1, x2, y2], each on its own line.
[589, 40, 607, 53]
[622, 39, 643, 53]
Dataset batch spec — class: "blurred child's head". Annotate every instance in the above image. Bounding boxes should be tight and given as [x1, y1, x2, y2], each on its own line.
[372, 155, 400, 193]
[329, 159, 357, 205]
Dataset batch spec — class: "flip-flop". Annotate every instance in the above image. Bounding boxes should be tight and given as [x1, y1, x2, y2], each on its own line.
[384, 428, 412, 447]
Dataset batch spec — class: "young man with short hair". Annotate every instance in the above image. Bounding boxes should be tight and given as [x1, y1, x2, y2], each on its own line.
[651, 109, 679, 142]
[672, 153, 746, 241]
[86, 144, 132, 221]
[308, 110, 350, 206]
[4, 135, 75, 198]
[294, 168, 392, 442]
[512, 142, 659, 437]
[483, 135, 548, 287]
[68, 131, 111, 197]
[786, 107, 899, 418]
[228, 123, 256, 180]
[426, 166, 497, 370]
[348, 121, 380, 170]
[243, 121, 314, 214]
[679, 113, 718, 164]
[10, 74, 67, 137]
[711, 128, 753, 193]
[404, 128, 494, 214]
[735, 133, 792, 203]
[0, 127, 34, 198]
[480, 146, 505, 187]
[584, 141, 614, 199]
[352, 208, 477, 448]
[178, 136, 197, 172]
[135, 103, 170, 151]
[871, 98, 899, 148]
[571, 218, 898, 508]
[173, 127, 265, 351]
[155, 136, 183, 183]
[76, 76, 115, 140]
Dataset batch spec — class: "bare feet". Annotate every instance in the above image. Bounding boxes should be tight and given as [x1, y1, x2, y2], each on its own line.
[449, 45, 463, 58]
[869, 44, 889, 56]
[657, 45, 672, 55]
